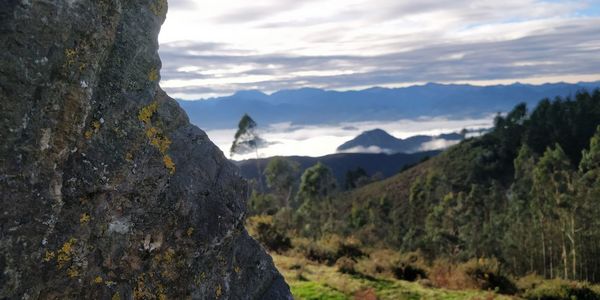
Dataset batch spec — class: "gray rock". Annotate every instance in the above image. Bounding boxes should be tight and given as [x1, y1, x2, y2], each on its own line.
[0, 0, 291, 299]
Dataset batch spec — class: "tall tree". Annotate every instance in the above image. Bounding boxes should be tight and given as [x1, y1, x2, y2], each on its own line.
[264, 157, 300, 207]
[295, 162, 337, 236]
[231, 113, 265, 189]
[533, 144, 575, 279]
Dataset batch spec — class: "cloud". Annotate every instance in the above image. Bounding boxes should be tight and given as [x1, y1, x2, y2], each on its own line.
[338, 146, 394, 154]
[418, 139, 462, 152]
[205, 116, 494, 159]
[158, 0, 600, 99]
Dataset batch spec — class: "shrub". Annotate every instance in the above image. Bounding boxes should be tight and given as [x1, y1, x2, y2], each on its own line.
[429, 258, 516, 294]
[516, 273, 545, 292]
[248, 192, 278, 215]
[355, 249, 400, 277]
[295, 235, 365, 265]
[392, 263, 427, 282]
[246, 215, 291, 252]
[336, 256, 357, 275]
[522, 279, 600, 300]
[459, 258, 517, 295]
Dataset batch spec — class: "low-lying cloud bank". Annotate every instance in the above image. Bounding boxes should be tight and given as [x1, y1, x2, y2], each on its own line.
[206, 116, 494, 160]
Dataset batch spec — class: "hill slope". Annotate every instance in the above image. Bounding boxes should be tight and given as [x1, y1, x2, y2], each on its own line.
[334, 90, 600, 280]
[235, 151, 440, 186]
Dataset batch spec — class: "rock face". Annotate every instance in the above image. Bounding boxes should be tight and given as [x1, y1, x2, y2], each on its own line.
[0, 1, 291, 299]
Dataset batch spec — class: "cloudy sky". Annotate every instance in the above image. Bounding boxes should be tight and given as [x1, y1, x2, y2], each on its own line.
[158, 0, 600, 100]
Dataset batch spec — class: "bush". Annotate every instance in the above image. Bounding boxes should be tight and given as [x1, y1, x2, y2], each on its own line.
[246, 215, 291, 252]
[522, 279, 600, 300]
[516, 273, 545, 292]
[395, 251, 429, 281]
[248, 192, 278, 215]
[460, 258, 517, 295]
[336, 256, 358, 275]
[392, 263, 427, 282]
[295, 235, 365, 265]
[429, 258, 516, 294]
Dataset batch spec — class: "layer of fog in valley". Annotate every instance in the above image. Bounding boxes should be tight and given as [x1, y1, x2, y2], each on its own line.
[204, 116, 494, 160]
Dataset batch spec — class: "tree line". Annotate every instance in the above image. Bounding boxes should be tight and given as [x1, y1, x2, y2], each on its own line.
[242, 90, 600, 282]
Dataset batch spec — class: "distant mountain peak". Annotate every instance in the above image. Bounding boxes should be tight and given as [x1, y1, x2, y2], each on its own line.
[231, 90, 268, 99]
[338, 128, 465, 154]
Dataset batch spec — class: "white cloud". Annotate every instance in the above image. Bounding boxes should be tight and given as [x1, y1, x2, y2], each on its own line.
[206, 116, 494, 159]
[418, 139, 462, 152]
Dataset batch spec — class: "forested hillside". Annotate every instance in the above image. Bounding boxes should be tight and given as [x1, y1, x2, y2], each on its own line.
[333, 89, 600, 280]
[247, 90, 600, 298]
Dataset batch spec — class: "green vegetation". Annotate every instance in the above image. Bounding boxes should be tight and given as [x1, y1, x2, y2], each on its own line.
[246, 90, 600, 299]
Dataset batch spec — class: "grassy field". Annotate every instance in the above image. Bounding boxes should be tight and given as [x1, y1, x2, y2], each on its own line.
[272, 254, 516, 300]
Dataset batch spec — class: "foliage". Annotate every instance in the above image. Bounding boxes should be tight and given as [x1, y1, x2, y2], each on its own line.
[264, 157, 300, 207]
[336, 257, 358, 275]
[521, 279, 600, 300]
[344, 167, 369, 190]
[246, 215, 291, 252]
[230, 113, 265, 156]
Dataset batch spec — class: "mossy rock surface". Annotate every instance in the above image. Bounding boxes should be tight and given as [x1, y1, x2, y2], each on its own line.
[0, 1, 290, 299]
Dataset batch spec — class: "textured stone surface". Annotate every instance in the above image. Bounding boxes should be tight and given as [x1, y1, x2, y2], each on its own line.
[0, 0, 291, 299]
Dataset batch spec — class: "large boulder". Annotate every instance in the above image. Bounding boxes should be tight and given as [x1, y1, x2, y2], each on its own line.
[0, 0, 291, 299]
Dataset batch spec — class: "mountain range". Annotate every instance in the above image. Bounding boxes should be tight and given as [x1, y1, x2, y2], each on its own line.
[177, 81, 600, 130]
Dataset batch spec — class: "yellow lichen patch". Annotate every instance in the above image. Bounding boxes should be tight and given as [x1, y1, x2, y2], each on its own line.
[112, 292, 121, 300]
[149, 0, 168, 16]
[145, 126, 172, 154]
[125, 152, 134, 161]
[163, 155, 176, 174]
[148, 68, 159, 82]
[138, 102, 176, 175]
[67, 266, 79, 278]
[57, 237, 77, 269]
[151, 248, 179, 281]
[150, 134, 171, 154]
[92, 120, 101, 131]
[138, 102, 158, 124]
[80, 213, 91, 224]
[234, 266, 241, 274]
[157, 284, 167, 300]
[43, 250, 55, 262]
[64, 48, 77, 66]
[94, 276, 103, 284]
[84, 130, 93, 139]
[186, 227, 194, 237]
[215, 285, 222, 298]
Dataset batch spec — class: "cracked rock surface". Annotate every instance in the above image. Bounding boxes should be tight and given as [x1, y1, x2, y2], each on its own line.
[0, 0, 291, 299]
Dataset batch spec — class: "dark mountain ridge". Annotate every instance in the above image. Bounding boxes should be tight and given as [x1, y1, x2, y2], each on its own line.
[235, 150, 440, 186]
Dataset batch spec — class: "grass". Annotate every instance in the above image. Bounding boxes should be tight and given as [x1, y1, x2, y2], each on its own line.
[273, 254, 516, 300]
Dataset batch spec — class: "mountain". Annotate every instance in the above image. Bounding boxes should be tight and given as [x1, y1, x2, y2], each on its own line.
[337, 128, 466, 153]
[235, 151, 440, 186]
[177, 82, 600, 130]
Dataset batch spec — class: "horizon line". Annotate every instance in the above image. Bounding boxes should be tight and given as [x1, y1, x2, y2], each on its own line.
[171, 76, 600, 101]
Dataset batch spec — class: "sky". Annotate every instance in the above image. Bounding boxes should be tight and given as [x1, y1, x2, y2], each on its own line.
[158, 0, 600, 100]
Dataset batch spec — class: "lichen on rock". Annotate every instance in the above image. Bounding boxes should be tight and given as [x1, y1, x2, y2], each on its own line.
[0, 1, 291, 299]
